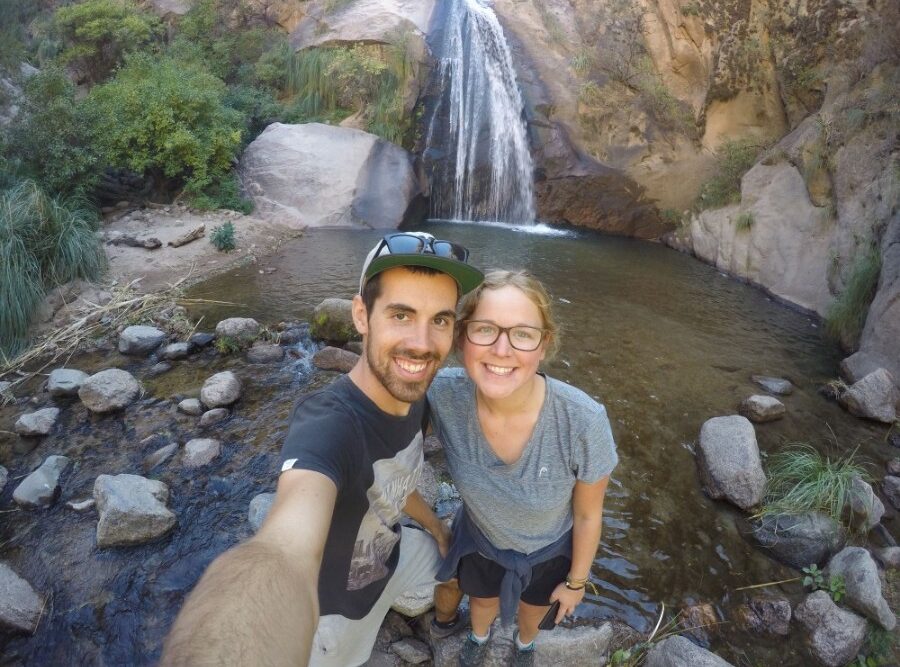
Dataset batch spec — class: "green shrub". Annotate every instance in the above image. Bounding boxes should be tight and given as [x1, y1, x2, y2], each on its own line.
[0, 180, 106, 357]
[223, 83, 282, 141]
[825, 247, 881, 348]
[210, 221, 236, 251]
[4, 69, 100, 197]
[735, 211, 754, 231]
[0, 0, 33, 68]
[637, 70, 696, 137]
[87, 53, 243, 197]
[214, 334, 242, 354]
[191, 174, 252, 214]
[696, 139, 763, 209]
[53, 0, 162, 82]
[757, 444, 868, 527]
[682, 2, 702, 16]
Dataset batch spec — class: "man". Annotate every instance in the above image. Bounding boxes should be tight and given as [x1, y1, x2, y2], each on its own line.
[162, 232, 483, 666]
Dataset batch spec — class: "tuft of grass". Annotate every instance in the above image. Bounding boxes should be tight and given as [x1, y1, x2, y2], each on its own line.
[210, 221, 236, 252]
[735, 211, 754, 232]
[825, 247, 881, 348]
[214, 335, 242, 355]
[757, 444, 868, 526]
[571, 47, 594, 76]
[696, 139, 763, 210]
[0, 179, 106, 358]
[682, 1, 702, 16]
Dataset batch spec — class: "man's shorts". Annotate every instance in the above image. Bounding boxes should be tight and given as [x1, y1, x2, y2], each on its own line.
[309, 526, 442, 667]
[457, 553, 571, 607]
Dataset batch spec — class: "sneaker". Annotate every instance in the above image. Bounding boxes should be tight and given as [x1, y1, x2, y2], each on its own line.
[430, 609, 469, 639]
[457, 631, 490, 667]
[512, 631, 536, 667]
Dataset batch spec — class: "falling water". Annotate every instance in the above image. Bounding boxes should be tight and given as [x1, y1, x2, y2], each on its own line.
[425, 0, 536, 224]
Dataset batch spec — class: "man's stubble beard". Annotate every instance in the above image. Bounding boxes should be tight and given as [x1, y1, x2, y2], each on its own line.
[365, 335, 441, 404]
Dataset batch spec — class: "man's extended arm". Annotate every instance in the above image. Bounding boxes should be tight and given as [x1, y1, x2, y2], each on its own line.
[403, 489, 450, 556]
[161, 469, 337, 667]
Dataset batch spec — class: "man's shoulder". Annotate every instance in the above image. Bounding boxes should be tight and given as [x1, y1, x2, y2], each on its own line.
[290, 377, 363, 431]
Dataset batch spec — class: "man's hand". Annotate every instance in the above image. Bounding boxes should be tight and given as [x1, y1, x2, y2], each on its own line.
[403, 489, 449, 555]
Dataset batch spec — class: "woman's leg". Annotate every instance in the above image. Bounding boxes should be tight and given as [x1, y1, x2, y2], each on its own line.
[515, 601, 549, 645]
[469, 596, 500, 637]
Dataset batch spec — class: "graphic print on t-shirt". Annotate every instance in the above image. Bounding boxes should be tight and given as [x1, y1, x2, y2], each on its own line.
[347, 434, 423, 590]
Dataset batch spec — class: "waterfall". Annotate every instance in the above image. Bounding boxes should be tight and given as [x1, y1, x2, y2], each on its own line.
[424, 0, 536, 224]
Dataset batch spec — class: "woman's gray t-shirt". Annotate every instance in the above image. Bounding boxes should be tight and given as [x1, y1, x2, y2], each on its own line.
[428, 367, 618, 554]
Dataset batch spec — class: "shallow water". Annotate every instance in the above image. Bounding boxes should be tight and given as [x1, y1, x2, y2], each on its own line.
[0, 221, 893, 665]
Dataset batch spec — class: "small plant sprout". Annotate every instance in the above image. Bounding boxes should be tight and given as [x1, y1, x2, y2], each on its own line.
[802, 563, 825, 589]
[210, 221, 236, 252]
[735, 211, 755, 231]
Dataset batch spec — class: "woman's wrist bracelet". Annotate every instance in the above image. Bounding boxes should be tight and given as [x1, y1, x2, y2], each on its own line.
[565, 574, 588, 590]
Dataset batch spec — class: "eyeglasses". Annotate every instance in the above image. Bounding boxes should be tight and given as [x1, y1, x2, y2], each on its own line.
[379, 233, 469, 262]
[463, 320, 546, 352]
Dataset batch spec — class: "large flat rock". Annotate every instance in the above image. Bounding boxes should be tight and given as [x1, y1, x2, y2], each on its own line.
[93, 474, 177, 547]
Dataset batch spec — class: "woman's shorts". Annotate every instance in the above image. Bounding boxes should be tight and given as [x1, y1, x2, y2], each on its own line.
[457, 553, 571, 606]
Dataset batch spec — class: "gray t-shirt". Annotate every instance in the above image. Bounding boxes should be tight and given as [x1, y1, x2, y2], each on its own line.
[428, 368, 618, 554]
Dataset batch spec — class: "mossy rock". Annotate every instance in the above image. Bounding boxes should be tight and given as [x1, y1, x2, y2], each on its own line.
[309, 298, 359, 344]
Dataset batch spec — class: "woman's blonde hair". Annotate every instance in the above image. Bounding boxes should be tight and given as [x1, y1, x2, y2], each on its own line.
[456, 269, 560, 359]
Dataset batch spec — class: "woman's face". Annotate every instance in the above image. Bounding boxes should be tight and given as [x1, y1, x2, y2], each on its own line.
[461, 285, 546, 401]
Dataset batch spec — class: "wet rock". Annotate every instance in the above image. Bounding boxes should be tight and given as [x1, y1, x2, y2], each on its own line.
[391, 638, 430, 664]
[183, 438, 221, 467]
[0, 380, 12, 396]
[79, 369, 141, 413]
[890, 433, 900, 449]
[738, 395, 785, 423]
[200, 371, 241, 408]
[751, 375, 794, 395]
[215, 317, 260, 342]
[888, 459, 900, 476]
[847, 476, 884, 532]
[93, 474, 176, 547]
[246, 343, 284, 364]
[734, 595, 791, 636]
[313, 346, 359, 373]
[840, 351, 881, 384]
[278, 328, 302, 345]
[0, 562, 43, 633]
[14, 407, 60, 436]
[144, 443, 178, 471]
[345, 340, 363, 355]
[310, 298, 357, 344]
[826, 547, 896, 630]
[188, 332, 215, 349]
[747, 512, 845, 569]
[148, 362, 172, 377]
[874, 547, 900, 569]
[66, 498, 95, 512]
[696, 416, 766, 510]
[884, 476, 900, 510]
[644, 634, 734, 666]
[794, 591, 866, 667]
[13, 455, 70, 509]
[840, 368, 899, 424]
[178, 398, 203, 416]
[0, 466, 6, 492]
[200, 408, 229, 427]
[47, 368, 89, 398]
[161, 342, 190, 360]
[249, 492, 275, 532]
[680, 603, 717, 646]
[118, 325, 167, 355]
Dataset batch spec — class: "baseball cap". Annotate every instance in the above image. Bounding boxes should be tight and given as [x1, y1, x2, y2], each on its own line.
[359, 233, 484, 295]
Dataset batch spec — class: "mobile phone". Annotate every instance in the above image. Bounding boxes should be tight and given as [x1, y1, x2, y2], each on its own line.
[538, 600, 561, 630]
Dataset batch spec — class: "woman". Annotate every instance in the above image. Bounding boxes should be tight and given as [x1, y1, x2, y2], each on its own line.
[428, 270, 618, 666]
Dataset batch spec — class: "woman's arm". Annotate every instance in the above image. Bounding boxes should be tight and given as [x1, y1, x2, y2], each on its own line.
[549, 475, 611, 622]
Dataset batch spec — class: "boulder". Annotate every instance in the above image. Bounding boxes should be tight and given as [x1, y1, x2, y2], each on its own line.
[13, 455, 70, 509]
[200, 371, 241, 408]
[840, 351, 881, 384]
[887, 458, 900, 476]
[313, 346, 360, 373]
[47, 368, 89, 398]
[874, 547, 900, 570]
[239, 123, 421, 229]
[246, 343, 284, 364]
[847, 476, 884, 532]
[858, 214, 900, 383]
[199, 408, 229, 427]
[840, 368, 899, 424]
[249, 492, 276, 532]
[79, 369, 141, 413]
[826, 547, 896, 631]
[794, 591, 866, 667]
[183, 438, 221, 467]
[118, 325, 167, 355]
[750, 375, 794, 395]
[93, 474, 176, 547]
[0, 563, 43, 633]
[188, 332, 215, 349]
[733, 596, 791, 636]
[144, 443, 178, 471]
[747, 512, 845, 569]
[391, 638, 430, 664]
[14, 407, 60, 436]
[644, 634, 734, 667]
[310, 298, 357, 344]
[738, 395, 785, 423]
[391, 583, 433, 617]
[177, 398, 203, 416]
[161, 342, 190, 360]
[696, 416, 766, 510]
[884, 476, 900, 510]
[215, 317, 260, 342]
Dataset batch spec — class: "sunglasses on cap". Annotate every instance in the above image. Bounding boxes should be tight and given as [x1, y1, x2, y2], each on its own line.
[374, 233, 469, 262]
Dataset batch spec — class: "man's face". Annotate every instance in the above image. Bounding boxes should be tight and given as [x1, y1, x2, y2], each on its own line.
[353, 267, 459, 408]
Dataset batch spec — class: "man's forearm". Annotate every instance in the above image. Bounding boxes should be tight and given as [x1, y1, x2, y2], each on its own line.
[403, 490, 446, 542]
[161, 539, 319, 667]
